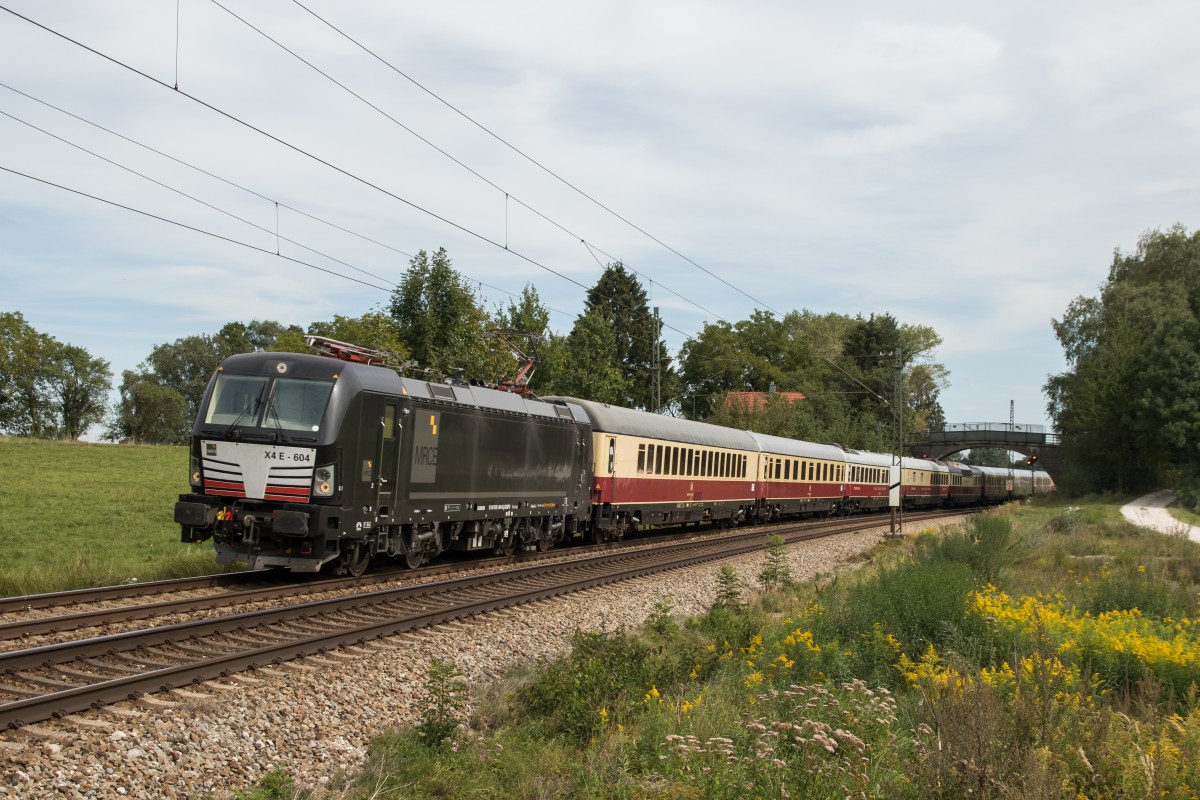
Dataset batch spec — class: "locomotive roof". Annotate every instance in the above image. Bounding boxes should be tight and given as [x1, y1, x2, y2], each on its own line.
[219, 353, 589, 424]
[544, 396, 758, 450]
[745, 431, 847, 461]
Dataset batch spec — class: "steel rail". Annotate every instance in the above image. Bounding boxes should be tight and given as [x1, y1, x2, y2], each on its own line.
[0, 509, 907, 640]
[0, 509, 966, 729]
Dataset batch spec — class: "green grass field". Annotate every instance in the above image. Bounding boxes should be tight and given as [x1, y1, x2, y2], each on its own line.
[0, 437, 229, 596]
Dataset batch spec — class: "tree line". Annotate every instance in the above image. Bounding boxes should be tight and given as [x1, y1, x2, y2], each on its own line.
[1, 246, 948, 450]
[1047, 224, 1200, 500]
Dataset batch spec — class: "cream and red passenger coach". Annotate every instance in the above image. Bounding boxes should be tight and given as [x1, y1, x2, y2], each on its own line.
[748, 432, 849, 519]
[547, 397, 759, 537]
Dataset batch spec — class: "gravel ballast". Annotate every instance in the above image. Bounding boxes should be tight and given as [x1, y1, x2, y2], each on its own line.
[0, 517, 967, 799]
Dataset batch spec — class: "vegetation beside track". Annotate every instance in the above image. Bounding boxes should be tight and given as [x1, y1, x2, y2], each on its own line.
[0, 437, 228, 596]
[239, 497, 1200, 800]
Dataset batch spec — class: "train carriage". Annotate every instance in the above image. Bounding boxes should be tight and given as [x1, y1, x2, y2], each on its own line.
[546, 397, 759, 539]
[975, 465, 1015, 503]
[841, 448, 894, 512]
[900, 458, 949, 508]
[943, 461, 982, 507]
[748, 432, 849, 519]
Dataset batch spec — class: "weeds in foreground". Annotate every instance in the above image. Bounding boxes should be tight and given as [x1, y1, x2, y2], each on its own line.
[245, 503, 1200, 799]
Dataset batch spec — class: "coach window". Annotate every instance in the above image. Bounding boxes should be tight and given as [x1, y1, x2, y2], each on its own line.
[672, 447, 680, 475]
[637, 444, 646, 474]
[608, 438, 616, 474]
[721, 452, 728, 477]
[654, 445, 663, 474]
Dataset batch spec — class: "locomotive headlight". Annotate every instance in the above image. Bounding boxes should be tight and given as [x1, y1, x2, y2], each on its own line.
[313, 465, 336, 497]
[190, 455, 202, 487]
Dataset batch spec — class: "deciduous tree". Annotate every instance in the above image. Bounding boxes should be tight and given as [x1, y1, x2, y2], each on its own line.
[387, 248, 508, 382]
[47, 344, 111, 440]
[1046, 225, 1200, 494]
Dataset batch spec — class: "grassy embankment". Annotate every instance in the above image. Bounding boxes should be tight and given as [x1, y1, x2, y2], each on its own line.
[1170, 505, 1200, 527]
[0, 437, 229, 596]
[243, 497, 1200, 800]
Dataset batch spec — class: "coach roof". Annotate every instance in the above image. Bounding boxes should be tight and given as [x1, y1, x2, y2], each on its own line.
[745, 431, 848, 462]
[545, 396, 757, 451]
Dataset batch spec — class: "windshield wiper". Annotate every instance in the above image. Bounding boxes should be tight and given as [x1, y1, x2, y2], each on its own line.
[224, 398, 261, 439]
[262, 392, 288, 443]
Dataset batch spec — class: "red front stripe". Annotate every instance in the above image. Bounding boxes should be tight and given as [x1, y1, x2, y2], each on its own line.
[204, 479, 246, 497]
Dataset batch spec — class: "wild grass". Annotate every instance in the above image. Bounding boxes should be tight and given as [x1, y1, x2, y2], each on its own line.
[1170, 505, 1200, 527]
[0, 436, 230, 595]
[270, 497, 1200, 799]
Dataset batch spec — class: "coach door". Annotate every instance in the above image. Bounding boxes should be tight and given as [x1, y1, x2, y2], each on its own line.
[375, 401, 401, 517]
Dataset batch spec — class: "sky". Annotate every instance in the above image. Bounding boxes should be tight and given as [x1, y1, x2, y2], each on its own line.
[3, 0, 1199, 436]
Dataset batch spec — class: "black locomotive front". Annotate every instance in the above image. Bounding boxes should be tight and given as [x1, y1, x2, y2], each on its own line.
[174, 351, 352, 572]
[176, 348, 594, 575]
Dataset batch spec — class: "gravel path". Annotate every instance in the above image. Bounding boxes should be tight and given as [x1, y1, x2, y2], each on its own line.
[0, 516, 968, 799]
[1121, 490, 1200, 541]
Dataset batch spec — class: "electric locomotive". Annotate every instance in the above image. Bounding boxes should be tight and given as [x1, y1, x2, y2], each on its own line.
[175, 338, 593, 575]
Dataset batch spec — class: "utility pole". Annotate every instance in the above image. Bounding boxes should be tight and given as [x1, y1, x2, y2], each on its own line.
[1008, 400, 1015, 500]
[652, 306, 661, 412]
[890, 348, 904, 536]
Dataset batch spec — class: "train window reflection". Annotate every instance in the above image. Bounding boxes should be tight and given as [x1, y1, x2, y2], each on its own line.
[205, 375, 266, 425]
[265, 379, 334, 431]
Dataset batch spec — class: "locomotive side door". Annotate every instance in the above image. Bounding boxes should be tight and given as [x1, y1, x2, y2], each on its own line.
[375, 400, 401, 517]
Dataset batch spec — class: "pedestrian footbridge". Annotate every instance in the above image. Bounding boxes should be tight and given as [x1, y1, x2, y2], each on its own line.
[907, 423, 1062, 477]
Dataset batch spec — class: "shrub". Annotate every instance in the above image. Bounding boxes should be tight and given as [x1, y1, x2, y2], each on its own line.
[519, 626, 708, 743]
[714, 564, 743, 609]
[416, 659, 466, 748]
[833, 558, 980, 655]
[758, 534, 792, 591]
[914, 515, 1013, 584]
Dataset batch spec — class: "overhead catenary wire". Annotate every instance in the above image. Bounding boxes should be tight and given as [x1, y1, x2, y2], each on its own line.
[1, 165, 393, 292]
[206, 0, 724, 323]
[0, 80, 578, 322]
[271, 2, 884, 402]
[1, 5, 892, 406]
[287, 0, 781, 318]
[0, 5, 701, 343]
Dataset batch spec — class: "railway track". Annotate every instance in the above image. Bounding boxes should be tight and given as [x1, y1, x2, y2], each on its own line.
[0, 509, 961, 730]
[0, 509, 924, 643]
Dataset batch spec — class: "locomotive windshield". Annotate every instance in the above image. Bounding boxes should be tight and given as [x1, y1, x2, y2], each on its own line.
[204, 374, 333, 431]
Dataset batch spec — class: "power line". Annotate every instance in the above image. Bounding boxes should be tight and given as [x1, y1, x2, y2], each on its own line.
[0, 5, 699, 342]
[287, 0, 782, 317]
[1, 164, 393, 292]
[2, 5, 887, 406]
[207, 0, 723, 323]
[0, 80, 577, 320]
